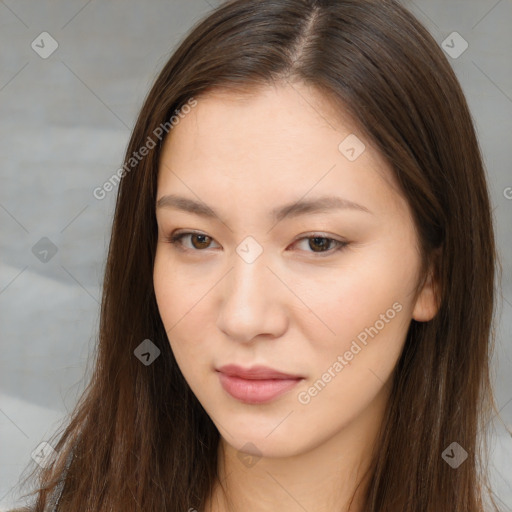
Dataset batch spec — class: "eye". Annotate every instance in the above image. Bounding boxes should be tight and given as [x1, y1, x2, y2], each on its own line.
[164, 231, 348, 256]
[292, 235, 348, 256]
[165, 231, 220, 251]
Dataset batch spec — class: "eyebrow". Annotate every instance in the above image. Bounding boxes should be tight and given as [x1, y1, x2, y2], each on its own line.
[156, 193, 372, 223]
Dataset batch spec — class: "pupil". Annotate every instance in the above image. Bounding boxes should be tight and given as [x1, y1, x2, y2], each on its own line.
[310, 237, 329, 252]
[193, 234, 210, 249]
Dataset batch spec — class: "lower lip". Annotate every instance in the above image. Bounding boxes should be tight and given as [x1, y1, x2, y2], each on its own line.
[217, 372, 302, 404]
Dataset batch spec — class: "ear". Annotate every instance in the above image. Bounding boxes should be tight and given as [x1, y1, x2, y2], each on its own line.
[412, 257, 441, 322]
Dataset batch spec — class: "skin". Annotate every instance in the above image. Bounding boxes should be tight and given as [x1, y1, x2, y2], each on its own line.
[153, 82, 439, 512]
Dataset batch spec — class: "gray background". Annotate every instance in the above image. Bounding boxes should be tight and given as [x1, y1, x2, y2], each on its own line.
[0, 0, 511, 510]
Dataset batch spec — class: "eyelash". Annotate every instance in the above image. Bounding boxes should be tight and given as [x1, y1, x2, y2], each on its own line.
[164, 231, 348, 257]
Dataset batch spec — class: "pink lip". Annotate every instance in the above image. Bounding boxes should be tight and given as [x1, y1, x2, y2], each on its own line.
[216, 364, 303, 380]
[216, 365, 304, 404]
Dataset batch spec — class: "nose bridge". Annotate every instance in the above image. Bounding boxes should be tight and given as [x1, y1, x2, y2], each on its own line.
[230, 250, 272, 304]
[216, 242, 287, 342]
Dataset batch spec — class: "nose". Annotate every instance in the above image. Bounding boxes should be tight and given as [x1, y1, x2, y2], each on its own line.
[216, 251, 289, 343]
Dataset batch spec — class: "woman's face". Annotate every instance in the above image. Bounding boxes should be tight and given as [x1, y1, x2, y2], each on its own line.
[153, 83, 438, 457]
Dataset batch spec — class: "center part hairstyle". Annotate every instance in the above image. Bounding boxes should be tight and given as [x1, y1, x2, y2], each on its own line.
[21, 1, 502, 511]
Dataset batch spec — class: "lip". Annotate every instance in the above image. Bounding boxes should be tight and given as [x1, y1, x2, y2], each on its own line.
[216, 364, 303, 380]
[216, 364, 304, 404]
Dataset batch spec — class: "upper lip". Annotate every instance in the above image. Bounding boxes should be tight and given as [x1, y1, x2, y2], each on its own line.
[216, 364, 303, 380]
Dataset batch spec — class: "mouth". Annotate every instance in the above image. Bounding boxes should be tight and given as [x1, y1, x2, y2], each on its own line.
[215, 364, 304, 404]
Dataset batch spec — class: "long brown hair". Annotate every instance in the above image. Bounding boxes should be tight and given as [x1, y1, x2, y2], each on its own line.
[17, 0, 505, 510]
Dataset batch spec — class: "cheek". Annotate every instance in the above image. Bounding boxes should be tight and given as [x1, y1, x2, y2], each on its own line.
[153, 256, 191, 356]
[292, 269, 410, 430]
[153, 252, 206, 326]
[290, 247, 417, 407]
[293, 251, 415, 351]
[153, 253, 224, 396]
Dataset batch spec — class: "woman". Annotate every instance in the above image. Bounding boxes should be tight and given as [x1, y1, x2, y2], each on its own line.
[16, 0, 506, 510]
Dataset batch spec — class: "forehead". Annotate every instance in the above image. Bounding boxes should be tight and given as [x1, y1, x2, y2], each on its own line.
[156, 83, 403, 217]
[165, 83, 363, 154]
